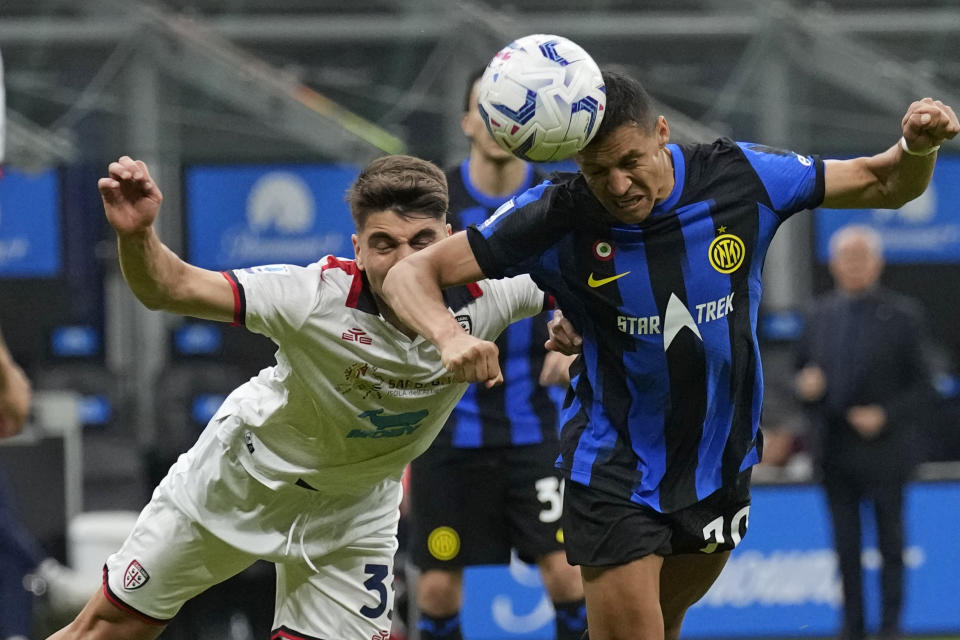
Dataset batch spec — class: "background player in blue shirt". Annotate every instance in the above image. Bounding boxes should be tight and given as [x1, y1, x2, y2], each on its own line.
[383, 69, 958, 640]
[409, 69, 585, 640]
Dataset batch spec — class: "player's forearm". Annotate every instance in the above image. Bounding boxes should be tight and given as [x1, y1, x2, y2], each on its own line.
[116, 226, 191, 312]
[825, 143, 935, 210]
[382, 259, 466, 348]
[863, 142, 936, 208]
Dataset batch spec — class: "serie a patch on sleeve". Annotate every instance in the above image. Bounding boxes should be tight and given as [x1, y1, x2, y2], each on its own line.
[242, 265, 290, 275]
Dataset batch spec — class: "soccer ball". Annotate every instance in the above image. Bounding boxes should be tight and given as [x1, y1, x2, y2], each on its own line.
[477, 34, 605, 162]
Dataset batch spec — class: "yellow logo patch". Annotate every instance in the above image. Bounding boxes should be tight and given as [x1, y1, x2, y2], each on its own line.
[427, 526, 461, 561]
[708, 233, 746, 273]
[556, 528, 564, 544]
[587, 271, 630, 288]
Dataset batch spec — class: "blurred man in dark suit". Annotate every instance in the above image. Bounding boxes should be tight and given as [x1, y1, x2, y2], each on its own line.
[795, 225, 932, 640]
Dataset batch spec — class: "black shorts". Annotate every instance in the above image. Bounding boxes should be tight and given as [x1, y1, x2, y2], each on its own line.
[408, 442, 565, 569]
[562, 469, 753, 567]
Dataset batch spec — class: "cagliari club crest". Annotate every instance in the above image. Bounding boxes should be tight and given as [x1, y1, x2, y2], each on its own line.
[455, 314, 473, 335]
[123, 559, 150, 590]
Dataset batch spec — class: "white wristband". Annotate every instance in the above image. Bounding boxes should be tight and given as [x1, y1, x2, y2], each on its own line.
[900, 136, 940, 156]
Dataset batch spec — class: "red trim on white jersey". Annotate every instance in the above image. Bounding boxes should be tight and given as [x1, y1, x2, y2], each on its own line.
[220, 271, 244, 326]
[321, 256, 364, 309]
[270, 625, 326, 640]
[101, 566, 169, 626]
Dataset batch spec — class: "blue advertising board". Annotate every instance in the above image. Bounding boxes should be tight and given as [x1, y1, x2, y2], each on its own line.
[0, 168, 61, 276]
[461, 481, 960, 639]
[815, 156, 960, 263]
[185, 164, 361, 270]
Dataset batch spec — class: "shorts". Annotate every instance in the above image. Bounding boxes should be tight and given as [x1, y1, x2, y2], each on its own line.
[103, 425, 401, 639]
[562, 469, 752, 566]
[409, 442, 565, 569]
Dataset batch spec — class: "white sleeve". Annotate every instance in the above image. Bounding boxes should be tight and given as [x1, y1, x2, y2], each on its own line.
[228, 261, 327, 340]
[484, 274, 547, 327]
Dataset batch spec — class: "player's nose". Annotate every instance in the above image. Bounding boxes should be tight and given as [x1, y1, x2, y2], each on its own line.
[607, 169, 632, 196]
[394, 243, 416, 262]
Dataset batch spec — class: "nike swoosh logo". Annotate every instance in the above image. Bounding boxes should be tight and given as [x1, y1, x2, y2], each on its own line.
[587, 271, 630, 288]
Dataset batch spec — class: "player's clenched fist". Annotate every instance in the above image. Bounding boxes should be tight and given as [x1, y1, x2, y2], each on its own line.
[98, 156, 164, 235]
[901, 98, 959, 153]
[440, 333, 503, 388]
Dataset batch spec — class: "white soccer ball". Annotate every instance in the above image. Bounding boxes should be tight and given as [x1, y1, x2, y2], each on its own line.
[477, 34, 606, 162]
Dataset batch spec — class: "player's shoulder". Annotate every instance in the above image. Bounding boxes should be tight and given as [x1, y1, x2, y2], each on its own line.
[246, 254, 360, 299]
[679, 138, 751, 175]
[512, 171, 595, 220]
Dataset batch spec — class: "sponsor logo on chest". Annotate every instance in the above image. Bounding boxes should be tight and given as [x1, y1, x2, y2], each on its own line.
[617, 292, 735, 336]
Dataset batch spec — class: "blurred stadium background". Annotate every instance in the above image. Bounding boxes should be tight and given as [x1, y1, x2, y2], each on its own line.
[1, 1, 959, 639]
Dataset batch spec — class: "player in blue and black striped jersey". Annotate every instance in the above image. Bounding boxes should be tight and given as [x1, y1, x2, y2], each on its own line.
[383, 69, 958, 640]
[408, 68, 585, 640]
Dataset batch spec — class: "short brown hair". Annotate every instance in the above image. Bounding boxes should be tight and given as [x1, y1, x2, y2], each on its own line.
[346, 155, 448, 230]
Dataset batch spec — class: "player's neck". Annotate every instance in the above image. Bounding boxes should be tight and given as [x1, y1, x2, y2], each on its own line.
[655, 146, 676, 203]
[467, 149, 529, 198]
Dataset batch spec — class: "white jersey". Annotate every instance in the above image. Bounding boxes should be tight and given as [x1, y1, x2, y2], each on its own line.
[216, 255, 545, 495]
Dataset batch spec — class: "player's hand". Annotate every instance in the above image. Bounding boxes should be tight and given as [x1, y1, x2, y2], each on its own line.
[794, 365, 826, 402]
[901, 98, 959, 153]
[0, 360, 32, 439]
[440, 333, 503, 388]
[98, 156, 164, 236]
[846, 405, 886, 439]
[544, 310, 582, 355]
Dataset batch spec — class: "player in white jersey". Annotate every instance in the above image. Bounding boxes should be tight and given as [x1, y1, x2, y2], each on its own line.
[48, 154, 550, 640]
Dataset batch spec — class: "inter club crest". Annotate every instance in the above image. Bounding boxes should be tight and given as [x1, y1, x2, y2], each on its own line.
[123, 559, 150, 590]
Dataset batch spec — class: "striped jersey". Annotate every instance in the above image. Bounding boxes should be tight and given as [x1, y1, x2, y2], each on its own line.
[467, 139, 825, 512]
[433, 159, 564, 448]
[214, 256, 546, 495]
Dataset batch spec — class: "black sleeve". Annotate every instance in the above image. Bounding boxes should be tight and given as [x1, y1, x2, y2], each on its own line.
[465, 179, 581, 279]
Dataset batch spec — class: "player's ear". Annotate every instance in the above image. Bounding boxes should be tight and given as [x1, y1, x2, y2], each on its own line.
[352, 233, 364, 270]
[445, 223, 453, 237]
[656, 115, 670, 146]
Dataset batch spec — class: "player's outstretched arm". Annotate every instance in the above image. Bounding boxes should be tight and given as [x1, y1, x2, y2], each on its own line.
[822, 98, 959, 209]
[99, 156, 235, 322]
[0, 329, 31, 438]
[382, 232, 503, 387]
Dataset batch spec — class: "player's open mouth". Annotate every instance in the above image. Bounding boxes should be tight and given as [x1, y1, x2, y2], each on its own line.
[616, 195, 645, 211]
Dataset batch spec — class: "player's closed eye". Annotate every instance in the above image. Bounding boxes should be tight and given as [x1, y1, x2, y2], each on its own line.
[372, 240, 397, 253]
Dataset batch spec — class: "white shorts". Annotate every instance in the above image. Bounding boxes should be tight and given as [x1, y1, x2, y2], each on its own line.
[104, 425, 401, 639]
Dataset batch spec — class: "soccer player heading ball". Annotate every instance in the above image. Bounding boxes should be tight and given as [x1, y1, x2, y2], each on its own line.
[381, 51, 958, 640]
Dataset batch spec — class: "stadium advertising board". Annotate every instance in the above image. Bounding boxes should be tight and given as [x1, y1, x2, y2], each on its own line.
[463, 482, 960, 639]
[185, 164, 360, 270]
[0, 167, 61, 276]
[816, 156, 960, 263]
